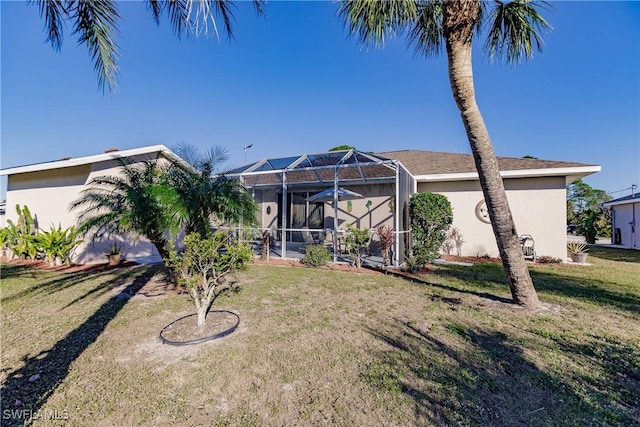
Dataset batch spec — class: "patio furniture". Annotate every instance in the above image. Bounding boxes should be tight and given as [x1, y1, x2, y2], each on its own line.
[520, 234, 536, 262]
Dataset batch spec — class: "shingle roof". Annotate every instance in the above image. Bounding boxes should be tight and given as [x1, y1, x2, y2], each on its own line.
[377, 150, 598, 176]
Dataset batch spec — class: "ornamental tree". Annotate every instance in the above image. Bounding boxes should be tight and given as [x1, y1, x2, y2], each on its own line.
[167, 233, 253, 327]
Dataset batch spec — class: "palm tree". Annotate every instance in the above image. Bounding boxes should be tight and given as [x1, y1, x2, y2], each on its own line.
[70, 157, 177, 261]
[339, 0, 551, 309]
[33, 0, 264, 92]
[167, 143, 257, 237]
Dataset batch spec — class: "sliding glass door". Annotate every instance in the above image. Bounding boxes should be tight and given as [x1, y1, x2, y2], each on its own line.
[277, 191, 324, 242]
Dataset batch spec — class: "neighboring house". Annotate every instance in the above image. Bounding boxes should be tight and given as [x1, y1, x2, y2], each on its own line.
[231, 149, 600, 262]
[0, 145, 182, 264]
[602, 194, 639, 249]
[0, 201, 6, 228]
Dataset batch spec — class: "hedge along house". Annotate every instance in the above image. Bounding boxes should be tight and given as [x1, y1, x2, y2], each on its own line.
[0, 145, 183, 264]
[602, 193, 640, 249]
[231, 149, 601, 263]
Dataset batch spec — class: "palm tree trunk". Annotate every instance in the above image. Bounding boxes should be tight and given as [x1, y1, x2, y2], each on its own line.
[442, 2, 539, 309]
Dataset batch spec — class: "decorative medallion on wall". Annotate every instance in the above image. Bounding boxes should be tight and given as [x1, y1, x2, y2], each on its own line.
[266, 206, 271, 215]
[475, 200, 491, 224]
[347, 200, 353, 213]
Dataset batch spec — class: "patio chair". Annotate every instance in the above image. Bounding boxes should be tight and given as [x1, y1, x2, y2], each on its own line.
[301, 227, 316, 252]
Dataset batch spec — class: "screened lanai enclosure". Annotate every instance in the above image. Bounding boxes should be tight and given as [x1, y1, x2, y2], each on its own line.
[227, 150, 415, 266]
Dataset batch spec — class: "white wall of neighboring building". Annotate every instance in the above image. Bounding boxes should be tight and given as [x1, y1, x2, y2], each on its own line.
[611, 203, 639, 249]
[419, 176, 568, 260]
[4, 155, 162, 264]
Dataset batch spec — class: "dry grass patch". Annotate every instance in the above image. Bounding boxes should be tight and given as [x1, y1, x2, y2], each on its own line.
[1, 248, 639, 426]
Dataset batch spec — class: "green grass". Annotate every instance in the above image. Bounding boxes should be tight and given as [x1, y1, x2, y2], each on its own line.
[1, 248, 639, 426]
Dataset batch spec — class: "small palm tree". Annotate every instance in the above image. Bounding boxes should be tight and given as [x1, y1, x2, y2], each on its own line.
[339, 0, 551, 308]
[70, 157, 177, 261]
[33, 0, 265, 92]
[167, 143, 257, 238]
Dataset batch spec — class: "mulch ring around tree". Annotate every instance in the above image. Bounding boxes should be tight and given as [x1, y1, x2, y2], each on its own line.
[160, 310, 240, 346]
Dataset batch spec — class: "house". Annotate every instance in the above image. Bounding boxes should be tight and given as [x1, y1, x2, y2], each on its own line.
[602, 194, 639, 249]
[1, 145, 601, 265]
[231, 149, 601, 263]
[0, 145, 182, 264]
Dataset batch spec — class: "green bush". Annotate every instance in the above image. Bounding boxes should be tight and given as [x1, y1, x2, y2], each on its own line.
[345, 225, 371, 268]
[409, 192, 453, 266]
[35, 224, 83, 264]
[166, 232, 253, 326]
[303, 244, 331, 267]
[536, 255, 563, 264]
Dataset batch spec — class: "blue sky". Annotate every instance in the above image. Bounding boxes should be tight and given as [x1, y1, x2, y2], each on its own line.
[2, 1, 639, 199]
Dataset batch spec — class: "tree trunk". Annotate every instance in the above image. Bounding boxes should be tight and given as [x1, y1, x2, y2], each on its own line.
[150, 236, 170, 263]
[197, 305, 207, 327]
[442, 1, 540, 309]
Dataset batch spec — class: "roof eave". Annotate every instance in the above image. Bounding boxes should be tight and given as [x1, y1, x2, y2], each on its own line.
[412, 165, 601, 183]
[0, 145, 180, 176]
[602, 197, 640, 208]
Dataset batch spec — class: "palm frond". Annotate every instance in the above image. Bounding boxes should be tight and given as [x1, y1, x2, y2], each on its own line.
[145, 0, 162, 25]
[408, 1, 443, 57]
[71, 0, 121, 93]
[172, 141, 202, 167]
[484, 0, 552, 64]
[338, 0, 419, 47]
[202, 146, 229, 173]
[32, 0, 68, 51]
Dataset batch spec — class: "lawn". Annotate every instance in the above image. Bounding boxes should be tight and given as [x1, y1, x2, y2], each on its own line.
[1, 247, 639, 426]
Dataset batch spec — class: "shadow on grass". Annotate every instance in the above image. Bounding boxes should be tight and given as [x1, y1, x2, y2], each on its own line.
[0, 266, 157, 426]
[589, 246, 640, 263]
[1, 263, 168, 309]
[0, 265, 123, 305]
[0, 263, 33, 280]
[387, 266, 514, 305]
[432, 263, 640, 315]
[365, 319, 638, 425]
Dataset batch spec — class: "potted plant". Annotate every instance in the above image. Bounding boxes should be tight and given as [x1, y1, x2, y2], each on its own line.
[403, 254, 421, 274]
[567, 242, 588, 264]
[106, 242, 123, 266]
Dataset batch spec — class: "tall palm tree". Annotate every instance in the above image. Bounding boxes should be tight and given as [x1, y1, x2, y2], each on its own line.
[33, 0, 265, 92]
[167, 143, 257, 237]
[70, 157, 177, 261]
[339, 0, 551, 309]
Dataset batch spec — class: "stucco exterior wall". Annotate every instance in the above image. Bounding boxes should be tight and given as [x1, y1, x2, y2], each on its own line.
[418, 176, 568, 260]
[5, 156, 163, 264]
[611, 203, 639, 248]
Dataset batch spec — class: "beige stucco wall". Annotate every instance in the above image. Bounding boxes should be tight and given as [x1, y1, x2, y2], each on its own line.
[418, 176, 568, 260]
[5, 156, 163, 264]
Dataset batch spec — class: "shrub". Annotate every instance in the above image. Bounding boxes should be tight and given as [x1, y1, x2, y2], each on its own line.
[376, 225, 395, 266]
[409, 193, 453, 266]
[303, 244, 331, 267]
[537, 255, 563, 264]
[166, 232, 253, 326]
[35, 224, 83, 265]
[345, 225, 371, 268]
